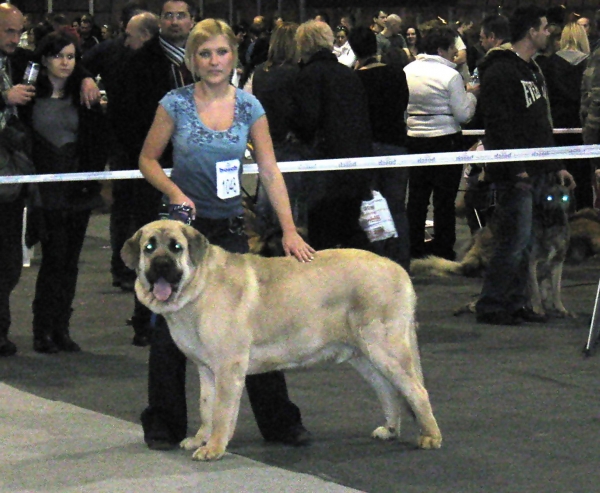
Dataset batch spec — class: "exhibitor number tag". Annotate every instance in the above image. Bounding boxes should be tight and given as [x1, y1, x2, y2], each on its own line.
[216, 159, 241, 200]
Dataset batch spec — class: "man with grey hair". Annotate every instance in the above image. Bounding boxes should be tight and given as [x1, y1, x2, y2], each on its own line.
[124, 11, 159, 50]
[82, 2, 156, 297]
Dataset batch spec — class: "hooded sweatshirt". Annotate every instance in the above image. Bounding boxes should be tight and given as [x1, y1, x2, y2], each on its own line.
[478, 48, 560, 182]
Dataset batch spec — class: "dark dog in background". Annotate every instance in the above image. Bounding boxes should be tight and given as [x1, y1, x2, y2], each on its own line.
[413, 182, 574, 318]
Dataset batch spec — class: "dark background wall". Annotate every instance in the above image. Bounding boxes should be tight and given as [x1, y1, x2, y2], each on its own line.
[10, 0, 600, 30]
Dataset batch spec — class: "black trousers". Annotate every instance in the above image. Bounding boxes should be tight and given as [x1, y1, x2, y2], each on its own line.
[407, 133, 464, 260]
[32, 208, 91, 336]
[141, 216, 302, 444]
[0, 197, 25, 338]
[111, 177, 163, 282]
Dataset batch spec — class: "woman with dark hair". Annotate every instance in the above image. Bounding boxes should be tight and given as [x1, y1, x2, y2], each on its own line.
[404, 24, 423, 62]
[404, 26, 478, 260]
[25, 30, 107, 353]
[333, 25, 356, 67]
[348, 26, 410, 270]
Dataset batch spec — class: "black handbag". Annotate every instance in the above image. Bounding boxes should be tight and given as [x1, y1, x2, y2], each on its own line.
[0, 116, 34, 203]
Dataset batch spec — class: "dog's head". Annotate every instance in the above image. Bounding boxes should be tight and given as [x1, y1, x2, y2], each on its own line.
[538, 183, 571, 217]
[121, 220, 209, 313]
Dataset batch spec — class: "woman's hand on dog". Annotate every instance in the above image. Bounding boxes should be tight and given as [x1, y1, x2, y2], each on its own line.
[282, 230, 315, 263]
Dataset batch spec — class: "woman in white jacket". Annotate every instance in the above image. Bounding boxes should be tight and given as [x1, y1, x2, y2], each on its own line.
[404, 26, 478, 261]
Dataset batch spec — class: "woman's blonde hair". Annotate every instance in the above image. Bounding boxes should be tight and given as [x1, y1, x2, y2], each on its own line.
[184, 18, 238, 80]
[265, 22, 299, 69]
[560, 22, 590, 54]
[295, 20, 334, 62]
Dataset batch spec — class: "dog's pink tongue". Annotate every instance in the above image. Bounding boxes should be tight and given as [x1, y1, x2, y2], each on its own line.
[153, 278, 172, 301]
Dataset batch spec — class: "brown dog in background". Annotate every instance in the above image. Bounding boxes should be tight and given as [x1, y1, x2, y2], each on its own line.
[412, 183, 573, 318]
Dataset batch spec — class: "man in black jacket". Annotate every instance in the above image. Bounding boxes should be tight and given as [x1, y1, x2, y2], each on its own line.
[475, 6, 575, 326]
[0, 3, 32, 357]
[0, 3, 100, 357]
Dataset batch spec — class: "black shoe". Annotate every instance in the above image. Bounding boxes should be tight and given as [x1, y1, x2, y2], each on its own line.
[120, 278, 135, 292]
[33, 335, 60, 354]
[53, 333, 82, 352]
[512, 307, 548, 323]
[476, 311, 522, 326]
[141, 407, 184, 451]
[264, 425, 312, 446]
[146, 438, 180, 451]
[132, 333, 150, 347]
[0, 337, 17, 357]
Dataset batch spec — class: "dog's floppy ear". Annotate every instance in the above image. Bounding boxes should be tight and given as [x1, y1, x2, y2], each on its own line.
[182, 224, 210, 266]
[121, 229, 144, 270]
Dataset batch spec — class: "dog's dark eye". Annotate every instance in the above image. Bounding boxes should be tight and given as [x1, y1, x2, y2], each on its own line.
[562, 195, 569, 202]
[144, 238, 157, 253]
[169, 239, 183, 253]
[546, 195, 553, 201]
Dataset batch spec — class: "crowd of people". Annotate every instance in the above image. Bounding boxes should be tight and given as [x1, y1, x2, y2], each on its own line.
[0, 0, 598, 450]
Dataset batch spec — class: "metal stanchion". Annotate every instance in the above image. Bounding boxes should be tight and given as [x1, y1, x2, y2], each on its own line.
[584, 279, 600, 357]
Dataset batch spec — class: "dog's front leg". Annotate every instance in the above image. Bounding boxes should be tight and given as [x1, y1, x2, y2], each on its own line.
[528, 259, 545, 315]
[190, 359, 247, 461]
[549, 261, 574, 317]
[181, 366, 214, 452]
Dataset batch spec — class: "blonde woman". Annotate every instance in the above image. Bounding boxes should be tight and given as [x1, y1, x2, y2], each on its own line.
[138, 18, 314, 449]
[543, 22, 592, 209]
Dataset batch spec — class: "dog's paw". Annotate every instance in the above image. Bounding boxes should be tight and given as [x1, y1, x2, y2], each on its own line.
[549, 308, 577, 319]
[191, 444, 225, 461]
[417, 434, 442, 449]
[180, 436, 206, 451]
[371, 426, 397, 441]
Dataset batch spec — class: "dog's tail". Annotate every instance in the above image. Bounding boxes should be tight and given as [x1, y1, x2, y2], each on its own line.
[410, 256, 463, 277]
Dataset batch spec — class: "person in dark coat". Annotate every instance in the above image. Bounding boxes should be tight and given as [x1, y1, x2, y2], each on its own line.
[22, 31, 108, 354]
[349, 26, 411, 271]
[291, 20, 373, 252]
[542, 21, 592, 210]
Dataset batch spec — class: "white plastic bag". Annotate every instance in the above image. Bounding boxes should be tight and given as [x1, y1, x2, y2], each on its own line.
[359, 190, 398, 243]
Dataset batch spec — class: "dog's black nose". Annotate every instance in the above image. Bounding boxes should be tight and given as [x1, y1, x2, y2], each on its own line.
[147, 256, 182, 284]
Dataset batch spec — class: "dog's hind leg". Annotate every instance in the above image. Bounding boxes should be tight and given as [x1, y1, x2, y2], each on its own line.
[349, 356, 403, 440]
[373, 352, 441, 449]
[357, 322, 441, 449]
[181, 365, 214, 452]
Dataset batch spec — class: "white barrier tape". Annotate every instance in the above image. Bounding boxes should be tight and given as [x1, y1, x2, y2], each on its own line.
[463, 127, 582, 136]
[2, 143, 600, 184]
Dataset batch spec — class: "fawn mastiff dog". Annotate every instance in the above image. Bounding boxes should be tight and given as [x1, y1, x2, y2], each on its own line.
[122, 219, 442, 461]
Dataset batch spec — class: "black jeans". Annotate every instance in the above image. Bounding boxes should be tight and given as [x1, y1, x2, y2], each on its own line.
[407, 133, 464, 260]
[476, 174, 549, 316]
[32, 208, 91, 336]
[141, 216, 303, 444]
[0, 197, 25, 338]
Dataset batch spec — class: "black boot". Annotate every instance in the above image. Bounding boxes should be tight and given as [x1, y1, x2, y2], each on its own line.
[0, 333, 17, 357]
[53, 309, 81, 352]
[53, 328, 81, 352]
[130, 307, 151, 347]
[33, 317, 59, 353]
[33, 333, 59, 354]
